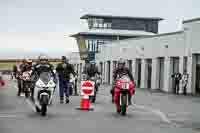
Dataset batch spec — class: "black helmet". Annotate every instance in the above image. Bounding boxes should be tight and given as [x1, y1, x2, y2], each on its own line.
[85, 58, 90, 64]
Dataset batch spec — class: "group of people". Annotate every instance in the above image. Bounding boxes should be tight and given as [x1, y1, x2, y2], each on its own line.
[171, 70, 189, 95]
[12, 55, 76, 104]
[12, 55, 135, 107]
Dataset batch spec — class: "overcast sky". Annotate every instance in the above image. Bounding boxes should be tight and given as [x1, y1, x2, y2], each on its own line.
[0, 0, 200, 58]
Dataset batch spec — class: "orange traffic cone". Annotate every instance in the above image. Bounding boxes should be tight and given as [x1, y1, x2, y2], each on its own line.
[76, 95, 94, 111]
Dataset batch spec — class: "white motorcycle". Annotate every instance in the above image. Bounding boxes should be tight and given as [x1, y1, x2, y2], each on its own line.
[34, 72, 56, 116]
[69, 73, 75, 96]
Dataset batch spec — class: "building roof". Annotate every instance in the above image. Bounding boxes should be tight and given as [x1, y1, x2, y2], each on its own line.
[183, 17, 200, 23]
[80, 14, 164, 21]
[70, 29, 156, 37]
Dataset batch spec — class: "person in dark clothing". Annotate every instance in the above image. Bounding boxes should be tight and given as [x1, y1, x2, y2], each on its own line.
[16, 59, 27, 96]
[83, 60, 100, 80]
[172, 72, 182, 95]
[56, 56, 75, 104]
[21, 59, 32, 72]
[73, 70, 78, 96]
[12, 65, 18, 79]
[31, 55, 56, 101]
[111, 58, 134, 105]
[20, 59, 33, 98]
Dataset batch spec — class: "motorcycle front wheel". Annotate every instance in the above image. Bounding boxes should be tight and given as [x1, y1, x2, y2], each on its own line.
[40, 95, 49, 116]
[24, 84, 30, 98]
[41, 104, 47, 116]
[120, 94, 127, 116]
[89, 89, 96, 103]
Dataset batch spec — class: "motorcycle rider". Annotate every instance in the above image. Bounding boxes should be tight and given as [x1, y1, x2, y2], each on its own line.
[56, 56, 75, 104]
[111, 58, 134, 105]
[16, 59, 27, 96]
[83, 59, 101, 94]
[21, 59, 33, 97]
[31, 55, 56, 101]
[83, 59, 100, 80]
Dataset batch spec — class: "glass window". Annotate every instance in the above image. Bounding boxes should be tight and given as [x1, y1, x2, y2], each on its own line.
[87, 40, 90, 51]
[103, 23, 107, 29]
[96, 43, 99, 52]
[88, 40, 93, 52]
[183, 56, 188, 72]
[93, 23, 98, 28]
[99, 23, 103, 28]
[107, 23, 112, 28]
[92, 40, 94, 52]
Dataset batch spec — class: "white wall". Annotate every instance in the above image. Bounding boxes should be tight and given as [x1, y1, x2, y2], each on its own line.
[97, 32, 185, 62]
[184, 21, 200, 54]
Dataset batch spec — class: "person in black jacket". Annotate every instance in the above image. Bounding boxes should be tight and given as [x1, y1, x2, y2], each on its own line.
[16, 59, 27, 96]
[12, 65, 18, 79]
[56, 56, 75, 104]
[172, 72, 182, 95]
[83, 60, 100, 80]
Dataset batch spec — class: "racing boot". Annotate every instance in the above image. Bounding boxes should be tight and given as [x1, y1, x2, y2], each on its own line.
[60, 97, 64, 104]
[128, 94, 132, 105]
[110, 88, 114, 103]
[65, 96, 69, 104]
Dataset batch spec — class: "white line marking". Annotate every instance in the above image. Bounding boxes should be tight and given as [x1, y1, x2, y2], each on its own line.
[131, 104, 171, 123]
[24, 99, 36, 112]
[0, 115, 18, 118]
[99, 93, 172, 123]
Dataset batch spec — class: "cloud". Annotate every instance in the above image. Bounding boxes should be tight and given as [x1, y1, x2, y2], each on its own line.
[0, 32, 78, 59]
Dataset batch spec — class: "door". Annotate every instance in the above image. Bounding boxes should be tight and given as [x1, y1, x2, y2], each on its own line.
[128, 60, 132, 73]
[107, 61, 111, 83]
[147, 59, 152, 88]
[158, 58, 164, 89]
[196, 55, 200, 94]
[171, 57, 179, 93]
[136, 59, 141, 88]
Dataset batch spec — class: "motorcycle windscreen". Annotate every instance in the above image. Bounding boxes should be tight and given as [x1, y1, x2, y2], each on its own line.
[39, 72, 51, 85]
[119, 75, 130, 82]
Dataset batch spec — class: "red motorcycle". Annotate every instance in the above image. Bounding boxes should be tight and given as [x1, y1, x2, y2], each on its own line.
[0, 75, 5, 88]
[21, 70, 32, 98]
[114, 75, 134, 116]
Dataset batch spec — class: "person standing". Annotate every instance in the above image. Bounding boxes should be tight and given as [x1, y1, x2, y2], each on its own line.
[56, 56, 75, 104]
[12, 64, 18, 80]
[182, 70, 189, 95]
[172, 72, 182, 95]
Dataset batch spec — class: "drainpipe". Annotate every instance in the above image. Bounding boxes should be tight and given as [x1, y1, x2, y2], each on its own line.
[117, 36, 120, 41]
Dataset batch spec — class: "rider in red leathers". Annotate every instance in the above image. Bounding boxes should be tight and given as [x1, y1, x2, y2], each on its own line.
[112, 58, 135, 106]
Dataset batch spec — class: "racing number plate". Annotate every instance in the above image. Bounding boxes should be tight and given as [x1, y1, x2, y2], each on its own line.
[122, 83, 129, 89]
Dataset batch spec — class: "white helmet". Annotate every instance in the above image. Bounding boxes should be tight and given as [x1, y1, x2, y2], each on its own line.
[38, 54, 48, 61]
[118, 58, 125, 65]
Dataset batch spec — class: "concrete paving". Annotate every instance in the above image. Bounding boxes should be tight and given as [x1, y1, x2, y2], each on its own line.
[0, 77, 199, 133]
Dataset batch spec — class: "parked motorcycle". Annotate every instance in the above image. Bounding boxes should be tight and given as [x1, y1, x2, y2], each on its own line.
[34, 72, 56, 116]
[114, 75, 134, 116]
